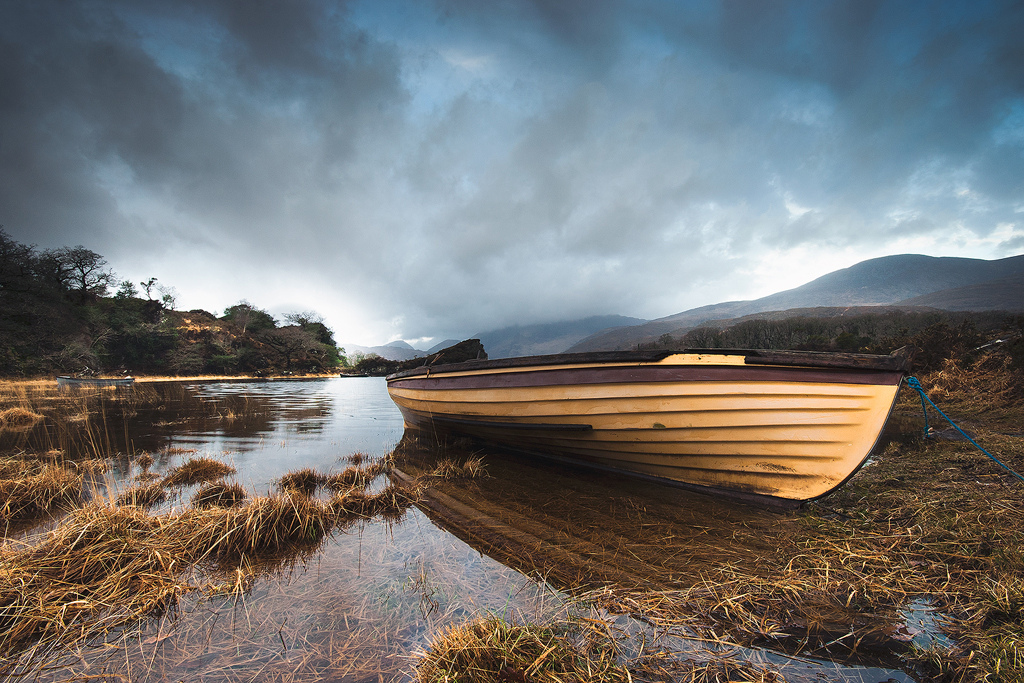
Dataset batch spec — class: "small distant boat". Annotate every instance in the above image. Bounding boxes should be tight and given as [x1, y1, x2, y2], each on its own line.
[386, 347, 916, 506]
[56, 376, 135, 388]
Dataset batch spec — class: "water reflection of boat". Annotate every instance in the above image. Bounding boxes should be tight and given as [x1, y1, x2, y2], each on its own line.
[390, 455, 784, 590]
[386, 347, 915, 506]
[56, 375, 135, 388]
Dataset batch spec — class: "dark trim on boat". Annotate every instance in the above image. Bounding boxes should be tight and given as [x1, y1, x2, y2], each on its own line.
[389, 363, 904, 390]
[387, 346, 917, 380]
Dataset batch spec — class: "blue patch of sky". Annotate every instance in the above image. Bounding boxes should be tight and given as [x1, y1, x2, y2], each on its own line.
[109, 3, 224, 84]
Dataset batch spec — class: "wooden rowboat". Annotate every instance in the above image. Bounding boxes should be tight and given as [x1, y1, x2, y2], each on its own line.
[56, 376, 135, 388]
[386, 347, 916, 506]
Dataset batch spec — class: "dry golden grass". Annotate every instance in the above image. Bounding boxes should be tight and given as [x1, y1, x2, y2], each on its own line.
[163, 456, 236, 487]
[116, 480, 168, 509]
[323, 462, 389, 493]
[0, 407, 43, 430]
[0, 462, 81, 521]
[416, 616, 631, 683]
[431, 456, 487, 480]
[191, 481, 247, 509]
[277, 467, 322, 497]
[0, 469, 420, 675]
[561, 357, 1024, 683]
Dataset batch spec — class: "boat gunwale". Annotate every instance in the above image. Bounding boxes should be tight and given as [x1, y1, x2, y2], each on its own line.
[386, 346, 917, 381]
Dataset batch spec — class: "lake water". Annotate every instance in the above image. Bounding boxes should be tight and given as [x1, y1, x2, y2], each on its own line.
[14, 378, 926, 681]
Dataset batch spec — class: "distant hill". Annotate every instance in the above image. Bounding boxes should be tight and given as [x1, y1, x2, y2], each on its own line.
[342, 341, 425, 361]
[568, 253, 1024, 352]
[475, 315, 648, 358]
[896, 272, 1024, 311]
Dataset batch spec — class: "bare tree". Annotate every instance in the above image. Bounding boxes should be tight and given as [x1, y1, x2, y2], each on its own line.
[46, 246, 116, 300]
[140, 277, 159, 300]
[284, 310, 336, 346]
[223, 301, 276, 334]
[260, 326, 322, 371]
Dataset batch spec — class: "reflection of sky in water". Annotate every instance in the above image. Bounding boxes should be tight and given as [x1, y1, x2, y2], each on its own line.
[170, 377, 404, 491]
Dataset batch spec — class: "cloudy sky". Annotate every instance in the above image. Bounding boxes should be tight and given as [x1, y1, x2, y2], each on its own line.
[2, 0, 1023, 347]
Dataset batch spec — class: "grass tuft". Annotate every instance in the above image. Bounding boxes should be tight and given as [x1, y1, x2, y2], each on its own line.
[0, 407, 44, 430]
[163, 456, 236, 487]
[416, 616, 631, 683]
[277, 467, 323, 497]
[431, 456, 487, 480]
[191, 481, 247, 509]
[0, 462, 82, 521]
[116, 480, 169, 509]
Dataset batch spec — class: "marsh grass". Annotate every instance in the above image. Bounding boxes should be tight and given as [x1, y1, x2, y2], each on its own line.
[416, 615, 631, 683]
[0, 407, 43, 430]
[558, 356, 1023, 682]
[116, 480, 169, 509]
[191, 480, 247, 509]
[431, 456, 488, 480]
[0, 460, 82, 522]
[277, 467, 322, 496]
[163, 456, 236, 487]
[322, 461, 390, 492]
[0, 459, 419, 678]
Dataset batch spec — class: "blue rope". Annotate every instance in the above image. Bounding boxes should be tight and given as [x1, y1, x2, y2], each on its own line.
[904, 377, 1024, 485]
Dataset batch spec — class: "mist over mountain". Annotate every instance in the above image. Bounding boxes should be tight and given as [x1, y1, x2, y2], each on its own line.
[475, 316, 648, 359]
[341, 341, 425, 362]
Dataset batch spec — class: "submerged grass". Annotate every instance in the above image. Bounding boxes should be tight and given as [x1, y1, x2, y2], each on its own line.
[0, 459, 418, 677]
[0, 461, 82, 522]
[402, 348, 1024, 683]
[163, 456, 236, 487]
[191, 480, 247, 509]
[416, 615, 631, 683]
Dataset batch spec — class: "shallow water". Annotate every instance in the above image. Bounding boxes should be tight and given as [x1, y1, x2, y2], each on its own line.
[4, 378, 931, 681]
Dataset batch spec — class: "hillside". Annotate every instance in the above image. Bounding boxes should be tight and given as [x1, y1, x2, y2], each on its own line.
[568, 253, 1024, 352]
[475, 315, 648, 359]
[896, 272, 1024, 311]
[342, 341, 425, 362]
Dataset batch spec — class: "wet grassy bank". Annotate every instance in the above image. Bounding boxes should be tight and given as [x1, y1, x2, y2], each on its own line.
[0, 357, 1021, 682]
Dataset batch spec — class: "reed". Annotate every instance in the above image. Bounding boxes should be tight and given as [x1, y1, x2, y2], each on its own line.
[0, 457, 420, 675]
[277, 467, 323, 497]
[0, 461, 82, 521]
[0, 504, 186, 662]
[191, 481, 247, 509]
[415, 616, 630, 683]
[116, 480, 168, 509]
[0, 407, 43, 430]
[431, 456, 487, 480]
[163, 456, 236, 487]
[323, 462, 387, 492]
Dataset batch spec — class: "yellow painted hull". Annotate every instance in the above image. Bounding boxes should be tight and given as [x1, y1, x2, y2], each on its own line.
[387, 350, 910, 504]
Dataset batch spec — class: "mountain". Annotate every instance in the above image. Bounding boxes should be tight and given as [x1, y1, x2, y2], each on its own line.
[896, 272, 1024, 311]
[568, 253, 1024, 352]
[475, 315, 648, 359]
[342, 341, 425, 361]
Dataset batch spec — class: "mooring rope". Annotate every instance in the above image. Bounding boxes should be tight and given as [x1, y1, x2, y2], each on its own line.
[905, 376, 1024, 485]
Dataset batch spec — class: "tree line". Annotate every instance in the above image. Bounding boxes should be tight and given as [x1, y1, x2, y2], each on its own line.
[650, 309, 1024, 373]
[0, 228, 344, 376]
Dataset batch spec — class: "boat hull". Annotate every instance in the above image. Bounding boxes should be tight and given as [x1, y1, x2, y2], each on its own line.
[387, 350, 910, 504]
[56, 376, 135, 388]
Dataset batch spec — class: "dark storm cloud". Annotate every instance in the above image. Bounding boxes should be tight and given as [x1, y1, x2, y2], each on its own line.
[1, 0, 1022, 343]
